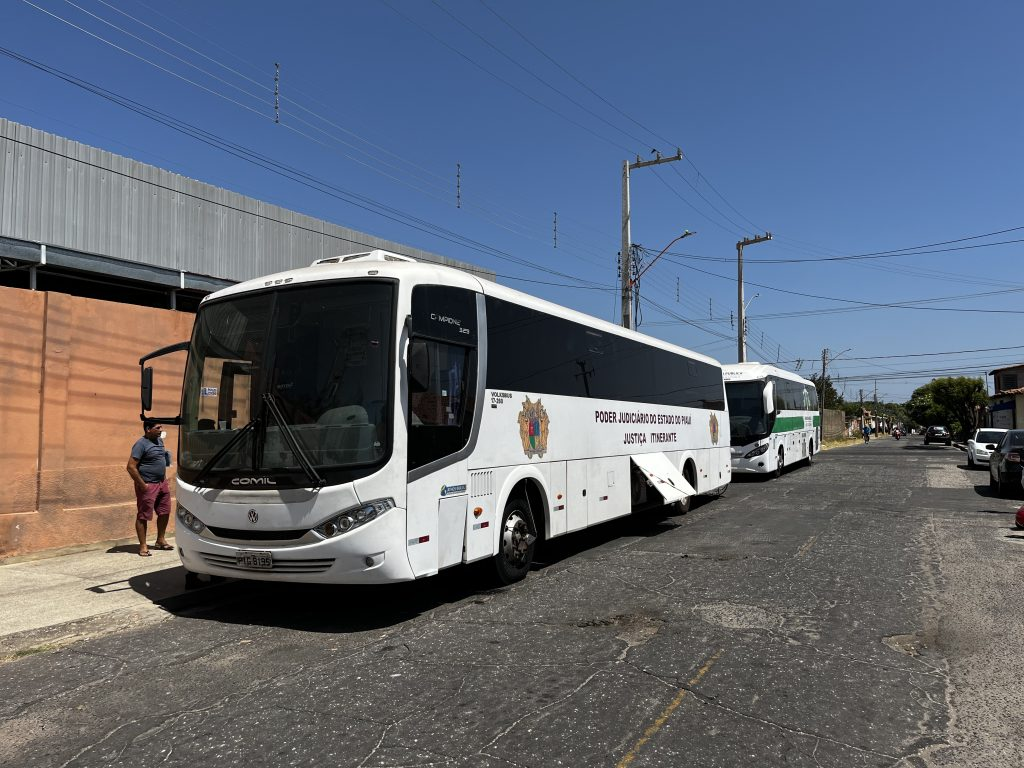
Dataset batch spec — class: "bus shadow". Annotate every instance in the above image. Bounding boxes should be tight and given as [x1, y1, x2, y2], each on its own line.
[149, 506, 690, 634]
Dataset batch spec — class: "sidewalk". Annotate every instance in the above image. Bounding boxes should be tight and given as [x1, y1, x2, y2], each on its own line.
[0, 537, 195, 658]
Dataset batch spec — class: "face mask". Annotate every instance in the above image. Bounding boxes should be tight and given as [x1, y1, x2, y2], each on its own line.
[160, 431, 167, 440]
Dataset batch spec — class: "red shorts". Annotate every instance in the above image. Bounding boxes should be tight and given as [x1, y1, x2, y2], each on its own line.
[135, 480, 171, 521]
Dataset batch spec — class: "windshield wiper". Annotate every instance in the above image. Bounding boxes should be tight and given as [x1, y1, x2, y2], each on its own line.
[262, 393, 326, 487]
[191, 415, 261, 488]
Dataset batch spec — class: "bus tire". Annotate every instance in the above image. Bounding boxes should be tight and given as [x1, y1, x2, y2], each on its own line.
[493, 497, 536, 585]
[774, 447, 784, 479]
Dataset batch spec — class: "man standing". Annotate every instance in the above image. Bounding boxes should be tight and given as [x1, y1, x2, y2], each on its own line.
[126, 419, 173, 556]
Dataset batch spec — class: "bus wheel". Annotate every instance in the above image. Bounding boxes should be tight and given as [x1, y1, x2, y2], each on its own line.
[805, 441, 814, 466]
[494, 498, 536, 585]
[775, 448, 784, 479]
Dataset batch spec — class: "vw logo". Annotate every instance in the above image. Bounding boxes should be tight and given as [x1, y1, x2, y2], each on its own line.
[247, 509, 259, 524]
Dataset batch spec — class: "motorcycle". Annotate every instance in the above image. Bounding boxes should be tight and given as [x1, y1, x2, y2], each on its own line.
[894, 429, 901, 440]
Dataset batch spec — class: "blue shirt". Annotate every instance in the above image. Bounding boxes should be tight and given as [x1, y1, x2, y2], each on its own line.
[131, 437, 171, 482]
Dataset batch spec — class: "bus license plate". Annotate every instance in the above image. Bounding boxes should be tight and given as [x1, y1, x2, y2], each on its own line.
[236, 550, 273, 569]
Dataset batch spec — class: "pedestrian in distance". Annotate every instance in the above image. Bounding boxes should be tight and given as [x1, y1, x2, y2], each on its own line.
[862, 424, 870, 443]
[126, 419, 173, 557]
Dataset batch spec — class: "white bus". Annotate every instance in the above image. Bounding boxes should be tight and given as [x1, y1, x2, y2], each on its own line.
[140, 251, 731, 585]
[723, 363, 819, 477]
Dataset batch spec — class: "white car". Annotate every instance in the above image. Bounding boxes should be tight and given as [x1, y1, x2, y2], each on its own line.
[967, 428, 1008, 468]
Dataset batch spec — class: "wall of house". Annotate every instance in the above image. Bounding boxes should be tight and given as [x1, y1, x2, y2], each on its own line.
[820, 408, 846, 440]
[989, 394, 1023, 429]
[0, 285, 193, 558]
[993, 367, 1024, 393]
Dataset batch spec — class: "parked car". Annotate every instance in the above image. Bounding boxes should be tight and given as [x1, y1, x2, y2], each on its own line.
[924, 426, 952, 446]
[967, 428, 1008, 468]
[989, 429, 1024, 497]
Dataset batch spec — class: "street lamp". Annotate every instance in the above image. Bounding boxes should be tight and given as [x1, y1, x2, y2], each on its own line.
[629, 230, 695, 331]
[820, 348, 852, 410]
[630, 230, 696, 287]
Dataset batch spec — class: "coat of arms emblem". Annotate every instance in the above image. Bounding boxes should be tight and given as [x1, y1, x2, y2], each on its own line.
[709, 412, 720, 445]
[518, 397, 550, 458]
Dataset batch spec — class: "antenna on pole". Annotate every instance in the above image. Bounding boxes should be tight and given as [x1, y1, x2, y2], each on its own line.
[274, 62, 280, 123]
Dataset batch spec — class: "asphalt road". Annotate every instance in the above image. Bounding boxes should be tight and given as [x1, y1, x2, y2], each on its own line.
[3, 437, 1023, 768]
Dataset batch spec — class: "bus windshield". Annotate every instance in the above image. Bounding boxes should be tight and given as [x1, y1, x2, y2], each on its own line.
[177, 281, 394, 487]
[726, 380, 771, 443]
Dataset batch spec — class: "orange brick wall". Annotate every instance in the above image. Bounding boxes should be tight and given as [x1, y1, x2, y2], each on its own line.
[0, 285, 194, 558]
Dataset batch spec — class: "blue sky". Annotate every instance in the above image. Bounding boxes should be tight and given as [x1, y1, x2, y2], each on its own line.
[3, 0, 1023, 402]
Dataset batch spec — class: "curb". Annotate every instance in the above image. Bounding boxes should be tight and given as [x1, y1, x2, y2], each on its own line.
[0, 536, 151, 567]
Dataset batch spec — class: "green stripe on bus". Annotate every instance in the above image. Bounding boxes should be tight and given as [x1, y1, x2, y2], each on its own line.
[772, 416, 810, 433]
[813, 415, 820, 427]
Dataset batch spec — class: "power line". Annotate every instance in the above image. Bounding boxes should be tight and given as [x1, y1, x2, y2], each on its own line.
[662, 226, 1024, 264]
[429, 0, 652, 150]
[476, 0, 768, 239]
[0, 65, 610, 288]
[20, 0, 617, 268]
[378, 0, 630, 153]
[664, 256, 1024, 315]
[782, 344, 1024, 364]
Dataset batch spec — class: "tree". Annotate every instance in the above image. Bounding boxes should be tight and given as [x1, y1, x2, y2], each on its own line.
[808, 373, 844, 410]
[906, 377, 987, 440]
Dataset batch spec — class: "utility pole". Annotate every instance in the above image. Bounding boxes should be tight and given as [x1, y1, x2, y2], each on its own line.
[621, 148, 683, 330]
[820, 348, 828, 408]
[860, 388, 865, 433]
[737, 232, 772, 361]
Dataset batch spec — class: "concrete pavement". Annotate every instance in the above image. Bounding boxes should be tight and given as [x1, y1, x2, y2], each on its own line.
[0, 537, 196, 660]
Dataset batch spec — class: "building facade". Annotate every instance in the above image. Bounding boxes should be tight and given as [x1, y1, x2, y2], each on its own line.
[989, 364, 1024, 429]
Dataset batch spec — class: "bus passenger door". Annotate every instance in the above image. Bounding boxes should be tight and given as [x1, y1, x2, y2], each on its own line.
[406, 284, 480, 577]
[566, 460, 588, 532]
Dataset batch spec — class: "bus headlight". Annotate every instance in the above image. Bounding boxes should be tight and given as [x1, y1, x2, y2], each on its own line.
[313, 498, 395, 539]
[176, 503, 206, 534]
[744, 444, 769, 459]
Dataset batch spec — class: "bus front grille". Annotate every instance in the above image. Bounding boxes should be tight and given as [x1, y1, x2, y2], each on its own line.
[199, 553, 335, 574]
[205, 526, 308, 541]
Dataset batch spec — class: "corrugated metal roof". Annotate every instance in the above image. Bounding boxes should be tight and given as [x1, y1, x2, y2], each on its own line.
[0, 118, 493, 284]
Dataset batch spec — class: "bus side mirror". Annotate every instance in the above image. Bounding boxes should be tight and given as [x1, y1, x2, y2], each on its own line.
[138, 340, 188, 424]
[141, 366, 154, 412]
[408, 340, 431, 394]
[763, 381, 775, 415]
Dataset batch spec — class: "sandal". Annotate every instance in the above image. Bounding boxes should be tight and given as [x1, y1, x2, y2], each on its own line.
[152, 543, 174, 551]
[139, 549, 152, 557]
